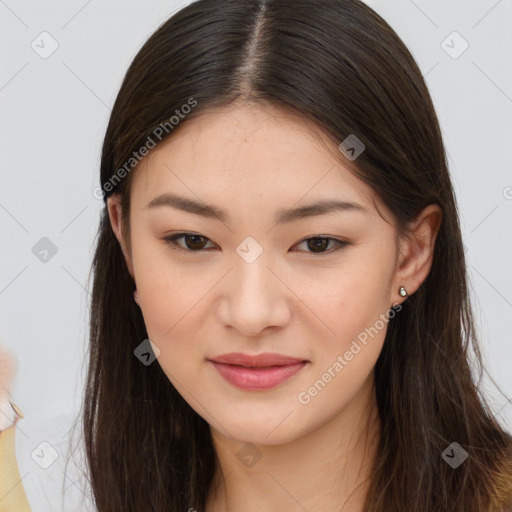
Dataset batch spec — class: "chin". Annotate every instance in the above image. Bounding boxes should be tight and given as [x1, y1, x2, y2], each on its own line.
[210, 413, 306, 446]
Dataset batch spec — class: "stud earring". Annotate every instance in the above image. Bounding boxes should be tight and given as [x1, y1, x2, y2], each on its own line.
[399, 286, 408, 297]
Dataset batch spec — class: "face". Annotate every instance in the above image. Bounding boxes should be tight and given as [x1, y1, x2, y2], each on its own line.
[111, 102, 406, 445]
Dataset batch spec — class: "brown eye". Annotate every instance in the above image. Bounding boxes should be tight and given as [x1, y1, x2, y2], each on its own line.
[306, 237, 330, 253]
[163, 233, 215, 252]
[294, 236, 350, 255]
[183, 234, 209, 250]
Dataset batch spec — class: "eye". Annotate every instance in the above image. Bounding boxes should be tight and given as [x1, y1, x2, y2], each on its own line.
[163, 232, 351, 255]
[163, 232, 216, 252]
[292, 236, 350, 255]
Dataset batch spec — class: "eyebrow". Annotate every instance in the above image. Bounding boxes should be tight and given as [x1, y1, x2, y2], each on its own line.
[145, 192, 369, 225]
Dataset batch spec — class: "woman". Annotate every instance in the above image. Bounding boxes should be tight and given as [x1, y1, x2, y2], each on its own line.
[81, 0, 512, 510]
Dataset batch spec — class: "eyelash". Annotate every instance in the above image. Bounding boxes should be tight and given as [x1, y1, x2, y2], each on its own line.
[162, 232, 351, 256]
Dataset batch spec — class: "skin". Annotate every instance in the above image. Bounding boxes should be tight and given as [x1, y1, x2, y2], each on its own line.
[107, 102, 442, 511]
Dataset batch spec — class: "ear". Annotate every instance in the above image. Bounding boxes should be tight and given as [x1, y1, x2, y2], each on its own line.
[392, 203, 442, 305]
[106, 194, 135, 279]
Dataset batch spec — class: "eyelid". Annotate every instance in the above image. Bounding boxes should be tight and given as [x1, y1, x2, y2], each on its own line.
[162, 232, 352, 255]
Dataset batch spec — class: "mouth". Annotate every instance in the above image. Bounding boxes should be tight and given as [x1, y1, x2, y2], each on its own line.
[208, 360, 308, 390]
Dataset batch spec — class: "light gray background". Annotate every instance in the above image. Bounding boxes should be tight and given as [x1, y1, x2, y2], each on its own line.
[1, 1, 511, 510]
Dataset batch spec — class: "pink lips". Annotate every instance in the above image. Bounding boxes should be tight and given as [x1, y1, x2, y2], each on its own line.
[208, 352, 307, 390]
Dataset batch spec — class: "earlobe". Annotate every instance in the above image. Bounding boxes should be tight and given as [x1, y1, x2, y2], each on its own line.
[106, 194, 135, 279]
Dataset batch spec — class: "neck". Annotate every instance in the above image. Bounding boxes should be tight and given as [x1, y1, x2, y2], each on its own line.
[206, 373, 381, 512]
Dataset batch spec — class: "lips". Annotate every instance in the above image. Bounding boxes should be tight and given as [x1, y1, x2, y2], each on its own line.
[208, 352, 308, 390]
[208, 352, 306, 367]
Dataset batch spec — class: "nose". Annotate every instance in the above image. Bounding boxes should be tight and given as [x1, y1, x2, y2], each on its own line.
[217, 254, 292, 337]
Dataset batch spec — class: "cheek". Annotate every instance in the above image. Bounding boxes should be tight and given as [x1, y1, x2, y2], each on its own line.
[293, 255, 392, 342]
[310, 284, 388, 384]
[292, 271, 391, 425]
[130, 239, 224, 391]
[130, 239, 190, 342]
[132, 253, 204, 393]
[294, 255, 393, 394]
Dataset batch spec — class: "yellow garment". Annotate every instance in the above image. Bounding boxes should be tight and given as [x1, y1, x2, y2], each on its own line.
[0, 406, 31, 512]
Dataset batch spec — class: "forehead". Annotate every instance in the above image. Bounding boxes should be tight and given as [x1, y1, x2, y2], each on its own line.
[130, 103, 379, 216]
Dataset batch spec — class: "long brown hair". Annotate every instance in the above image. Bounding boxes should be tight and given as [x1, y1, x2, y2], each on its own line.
[78, 0, 512, 510]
